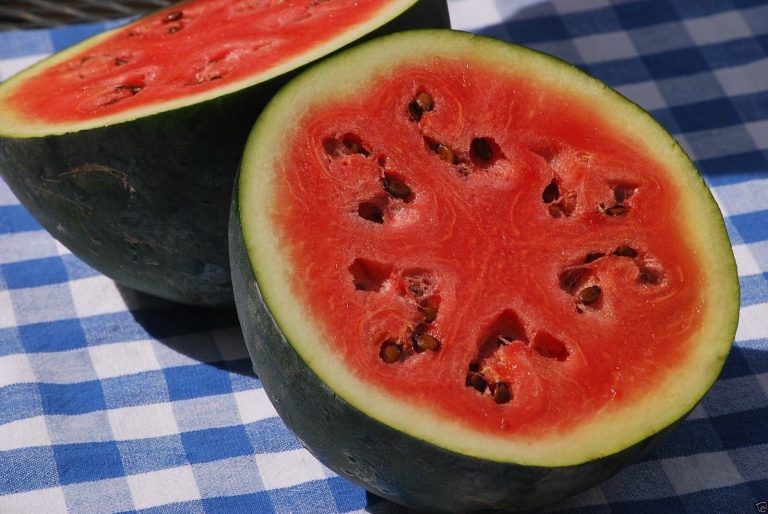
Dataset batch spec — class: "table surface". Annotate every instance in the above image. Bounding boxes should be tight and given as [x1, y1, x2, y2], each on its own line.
[1, 1, 767, 513]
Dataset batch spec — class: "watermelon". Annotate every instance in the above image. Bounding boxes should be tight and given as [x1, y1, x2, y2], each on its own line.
[0, 0, 450, 306]
[230, 30, 740, 511]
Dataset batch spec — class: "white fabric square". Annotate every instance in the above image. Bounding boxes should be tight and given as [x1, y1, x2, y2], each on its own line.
[713, 179, 768, 218]
[255, 449, 328, 490]
[0, 181, 18, 207]
[172, 394, 240, 432]
[757, 373, 768, 400]
[0, 352, 36, 388]
[732, 243, 762, 277]
[0, 415, 50, 451]
[11, 284, 76, 326]
[127, 466, 201, 510]
[574, 31, 638, 63]
[0, 54, 48, 81]
[71, 275, 129, 318]
[235, 389, 279, 425]
[662, 452, 743, 495]
[746, 119, 768, 151]
[0, 487, 68, 514]
[0, 288, 18, 329]
[89, 340, 161, 379]
[448, 0, 504, 31]
[0, 232, 59, 266]
[735, 303, 768, 342]
[553, 0, 610, 14]
[684, 11, 752, 46]
[616, 81, 667, 111]
[108, 402, 179, 440]
[715, 59, 768, 97]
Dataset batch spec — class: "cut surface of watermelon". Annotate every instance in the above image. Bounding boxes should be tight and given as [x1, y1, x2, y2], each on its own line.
[233, 29, 738, 501]
[0, 0, 449, 305]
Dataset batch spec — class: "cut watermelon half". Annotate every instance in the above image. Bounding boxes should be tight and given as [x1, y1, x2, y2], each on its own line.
[0, 0, 449, 305]
[231, 30, 739, 511]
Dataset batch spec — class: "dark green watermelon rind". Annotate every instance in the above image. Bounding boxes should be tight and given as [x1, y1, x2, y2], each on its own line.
[230, 199, 675, 512]
[0, 0, 450, 306]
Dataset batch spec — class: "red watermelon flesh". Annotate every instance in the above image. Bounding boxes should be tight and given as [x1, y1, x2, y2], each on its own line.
[271, 59, 704, 437]
[7, 0, 394, 122]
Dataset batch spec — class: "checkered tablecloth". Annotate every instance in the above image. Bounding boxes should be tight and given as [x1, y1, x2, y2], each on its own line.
[1, 1, 766, 513]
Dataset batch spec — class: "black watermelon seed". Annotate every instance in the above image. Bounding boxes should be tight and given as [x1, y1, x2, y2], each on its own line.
[419, 304, 438, 323]
[466, 371, 487, 393]
[578, 285, 601, 305]
[383, 178, 411, 199]
[603, 204, 628, 216]
[379, 340, 402, 363]
[435, 144, 456, 164]
[413, 332, 440, 352]
[492, 382, 512, 404]
[542, 181, 559, 203]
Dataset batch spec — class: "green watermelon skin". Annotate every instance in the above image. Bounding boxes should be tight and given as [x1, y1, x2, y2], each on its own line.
[229, 198, 670, 512]
[0, 0, 450, 306]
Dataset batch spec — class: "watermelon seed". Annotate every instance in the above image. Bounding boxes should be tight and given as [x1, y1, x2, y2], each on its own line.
[491, 382, 512, 404]
[613, 245, 638, 258]
[380, 340, 403, 363]
[578, 285, 601, 305]
[116, 84, 144, 95]
[466, 371, 488, 393]
[412, 332, 441, 352]
[639, 267, 662, 285]
[162, 11, 184, 23]
[382, 177, 412, 200]
[114, 57, 128, 66]
[542, 180, 559, 203]
[408, 92, 434, 121]
[469, 362, 480, 372]
[584, 252, 605, 263]
[470, 138, 493, 162]
[602, 204, 628, 216]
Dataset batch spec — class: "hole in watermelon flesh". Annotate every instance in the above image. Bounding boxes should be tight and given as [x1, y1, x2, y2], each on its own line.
[408, 91, 434, 122]
[613, 245, 638, 258]
[401, 270, 436, 300]
[542, 179, 559, 204]
[548, 190, 577, 217]
[472, 310, 528, 367]
[465, 371, 488, 393]
[381, 174, 413, 202]
[469, 137, 502, 169]
[357, 201, 385, 224]
[418, 296, 440, 323]
[639, 266, 663, 285]
[348, 258, 392, 292]
[324, 133, 370, 157]
[530, 331, 569, 361]
[584, 251, 605, 263]
[559, 267, 589, 293]
[613, 183, 638, 204]
[601, 203, 628, 216]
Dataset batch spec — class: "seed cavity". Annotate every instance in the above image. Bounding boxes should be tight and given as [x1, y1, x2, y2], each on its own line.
[382, 175, 412, 201]
[470, 137, 495, 166]
[408, 91, 434, 121]
[349, 258, 392, 292]
[530, 331, 569, 361]
[578, 285, 601, 305]
[613, 245, 638, 258]
[613, 184, 637, 203]
[601, 204, 628, 216]
[559, 267, 588, 293]
[324, 133, 370, 158]
[357, 201, 384, 223]
[402, 270, 435, 299]
[379, 340, 402, 363]
[548, 191, 577, 218]
[435, 143, 456, 164]
[639, 267, 662, 285]
[542, 179, 559, 204]
[584, 252, 605, 264]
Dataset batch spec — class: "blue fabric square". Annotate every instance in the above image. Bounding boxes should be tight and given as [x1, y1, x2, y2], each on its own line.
[615, 0, 680, 29]
[61, 254, 100, 281]
[327, 476, 369, 513]
[0, 326, 23, 357]
[20, 318, 87, 352]
[701, 38, 766, 69]
[642, 47, 709, 80]
[82, 312, 150, 347]
[0, 383, 43, 425]
[671, 98, 742, 133]
[732, 91, 768, 123]
[181, 426, 254, 464]
[562, 7, 620, 37]
[245, 418, 303, 454]
[269, 482, 337, 513]
[49, 23, 116, 52]
[0, 205, 42, 235]
[39, 380, 106, 415]
[0, 447, 60, 493]
[3, 256, 68, 289]
[586, 58, 650, 87]
[53, 441, 125, 485]
[712, 408, 768, 449]
[720, 347, 760, 380]
[678, 482, 758, 512]
[647, 417, 724, 459]
[164, 363, 233, 401]
[730, 209, 768, 245]
[502, 15, 570, 44]
[102, 370, 170, 409]
[201, 493, 275, 514]
[700, 151, 767, 187]
[740, 274, 768, 307]
[118, 435, 188, 475]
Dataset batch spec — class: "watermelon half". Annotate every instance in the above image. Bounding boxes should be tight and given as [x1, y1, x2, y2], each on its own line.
[0, 0, 450, 306]
[231, 30, 740, 511]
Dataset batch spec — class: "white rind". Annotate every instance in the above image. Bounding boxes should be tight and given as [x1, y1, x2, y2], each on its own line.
[239, 30, 739, 466]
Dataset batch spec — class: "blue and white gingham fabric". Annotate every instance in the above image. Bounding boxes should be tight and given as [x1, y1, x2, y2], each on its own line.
[1, 1, 767, 512]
